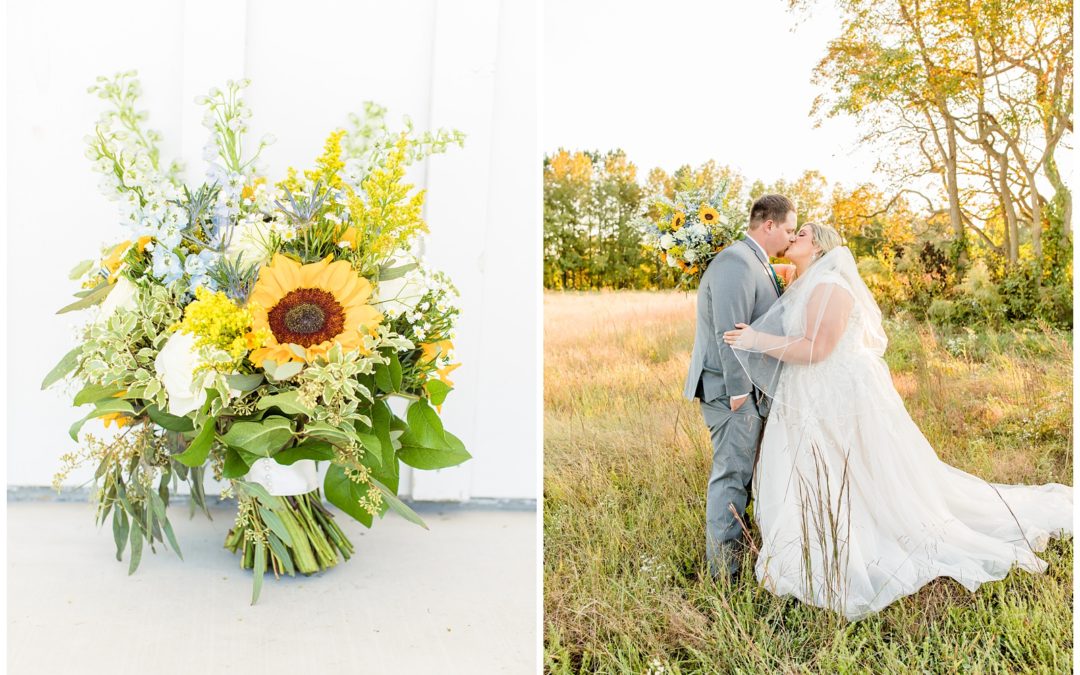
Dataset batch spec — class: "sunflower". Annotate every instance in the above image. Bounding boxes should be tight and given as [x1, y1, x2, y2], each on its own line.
[248, 254, 382, 366]
[698, 204, 721, 225]
[671, 211, 686, 231]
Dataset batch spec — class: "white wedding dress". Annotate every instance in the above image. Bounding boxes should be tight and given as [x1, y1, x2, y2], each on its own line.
[733, 247, 1073, 621]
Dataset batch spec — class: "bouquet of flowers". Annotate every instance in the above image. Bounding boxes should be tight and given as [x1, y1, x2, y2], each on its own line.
[637, 181, 746, 288]
[43, 71, 470, 603]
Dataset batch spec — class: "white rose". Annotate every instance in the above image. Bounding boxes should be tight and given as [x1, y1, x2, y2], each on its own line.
[224, 219, 271, 265]
[373, 273, 426, 316]
[659, 234, 676, 249]
[154, 331, 207, 416]
[96, 276, 138, 324]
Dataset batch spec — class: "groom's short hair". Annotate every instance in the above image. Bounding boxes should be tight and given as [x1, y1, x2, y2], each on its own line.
[748, 194, 795, 229]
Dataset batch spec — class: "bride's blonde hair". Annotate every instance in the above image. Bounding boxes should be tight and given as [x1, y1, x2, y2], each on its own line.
[805, 222, 843, 259]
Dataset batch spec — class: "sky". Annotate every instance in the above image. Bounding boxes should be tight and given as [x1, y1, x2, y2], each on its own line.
[542, 0, 885, 189]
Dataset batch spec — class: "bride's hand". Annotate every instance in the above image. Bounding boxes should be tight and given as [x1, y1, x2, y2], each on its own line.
[723, 323, 754, 346]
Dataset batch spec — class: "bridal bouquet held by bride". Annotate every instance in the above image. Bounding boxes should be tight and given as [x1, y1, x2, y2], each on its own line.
[44, 72, 469, 603]
[722, 221, 1073, 621]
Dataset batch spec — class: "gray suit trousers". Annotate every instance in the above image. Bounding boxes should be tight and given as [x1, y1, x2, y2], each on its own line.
[701, 393, 763, 577]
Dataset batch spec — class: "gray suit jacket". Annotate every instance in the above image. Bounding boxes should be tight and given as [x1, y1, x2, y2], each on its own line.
[683, 237, 781, 405]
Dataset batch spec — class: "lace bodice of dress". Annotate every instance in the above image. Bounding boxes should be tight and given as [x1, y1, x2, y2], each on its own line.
[783, 271, 864, 364]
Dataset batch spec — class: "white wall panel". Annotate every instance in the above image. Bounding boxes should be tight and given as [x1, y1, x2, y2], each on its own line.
[6, 0, 537, 500]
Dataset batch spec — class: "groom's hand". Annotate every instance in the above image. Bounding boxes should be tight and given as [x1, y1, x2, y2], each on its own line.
[730, 393, 748, 411]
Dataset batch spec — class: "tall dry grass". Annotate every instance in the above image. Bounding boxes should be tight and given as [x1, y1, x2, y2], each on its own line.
[544, 290, 1072, 674]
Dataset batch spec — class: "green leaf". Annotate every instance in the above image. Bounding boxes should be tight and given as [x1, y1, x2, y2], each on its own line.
[146, 405, 195, 432]
[57, 281, 113, 314]
[272, 361, 304, 381]
[266, 532, 295, 576]
[69, 399, 136, 441]
[128, 520, 144, 575]
[42, 347, 81, 389]
[274, 439, 335, 465]
[251, 540, 266, 605]
[234, 480, 279, 506]
[256, 391, 311, 416]
[356, 433, 382, 466]
[173, 417, 216, 467]
[324, 465, 373, 527]
[371, 478, 427, 529]
[398, 430, 472, 470]
[406, 399, 447, 448]
[371, 400, 399, 493]
[303, 421, 355, 445]
[73, 383, 125, 407]
[258, 507, 294, 548]
[225, 373, 264, 392]
[388, 352, 403, 391]
[112, 509, 129, 562]
[221, 416, 293, 459]
[424, 379, 452, 406]
[374, 364, 393, 393]
[378, 262, 418, 282]
[222, 446, 251, 479]
[150, 492, 182, 560]
[68, 259, 95, 279]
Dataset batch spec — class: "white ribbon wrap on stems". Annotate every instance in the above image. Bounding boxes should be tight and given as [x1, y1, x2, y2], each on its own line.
[243, 459, 319, 496]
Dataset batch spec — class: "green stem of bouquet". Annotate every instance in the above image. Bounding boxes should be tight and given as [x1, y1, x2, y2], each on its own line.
[224, 489, 354, 585]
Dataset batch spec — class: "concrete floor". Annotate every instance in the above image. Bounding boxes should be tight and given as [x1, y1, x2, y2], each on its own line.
[8, 501, 537, 674]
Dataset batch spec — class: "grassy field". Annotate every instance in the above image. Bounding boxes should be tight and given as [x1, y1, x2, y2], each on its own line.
[544, 290, 1073, 674]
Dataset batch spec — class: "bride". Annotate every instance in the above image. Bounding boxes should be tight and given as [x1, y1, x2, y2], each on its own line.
[721, 222, 1073, 621]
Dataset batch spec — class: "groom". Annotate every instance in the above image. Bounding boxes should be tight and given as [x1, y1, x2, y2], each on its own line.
[684, 193, 797, 580]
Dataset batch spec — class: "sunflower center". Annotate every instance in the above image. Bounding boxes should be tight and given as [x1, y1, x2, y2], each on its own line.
[284, 303, 326, 334]
[267, 288, 346, 347]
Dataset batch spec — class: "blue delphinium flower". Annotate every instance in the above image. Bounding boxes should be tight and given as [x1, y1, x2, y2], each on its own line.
[151, 246, 184, 284]
[185, 249, 220, 293]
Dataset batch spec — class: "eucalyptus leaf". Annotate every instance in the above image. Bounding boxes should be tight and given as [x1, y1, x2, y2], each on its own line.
[378, 262, 417, 282]
[69, 399, 136, 441]
[270, 360, 304, 381]
[128, 520, 144, 575]
[57, 281, 113, 314]
[371, 478, 427, 529]
[251, 540, 266, 605]
[68, 259, 95, 279]
[266, 532, 295, 576]
[225, 373, 264, 392]
[73, 383, 126, 407]
[112, 509, 129, 562]
[258, 507, 293, 547]
[41, 347, 81, 389]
